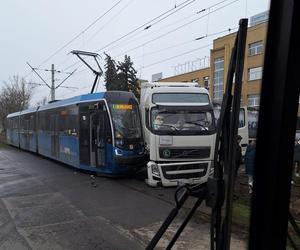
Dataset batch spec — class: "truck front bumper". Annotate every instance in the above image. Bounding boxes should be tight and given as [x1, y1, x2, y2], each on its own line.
[145, 160, 212, 187]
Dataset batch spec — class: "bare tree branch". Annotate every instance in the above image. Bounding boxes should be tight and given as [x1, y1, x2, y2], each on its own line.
[0, 75, 33, 131]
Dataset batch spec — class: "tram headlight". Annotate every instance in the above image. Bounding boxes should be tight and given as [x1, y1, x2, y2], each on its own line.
[114, 148, 123, 156]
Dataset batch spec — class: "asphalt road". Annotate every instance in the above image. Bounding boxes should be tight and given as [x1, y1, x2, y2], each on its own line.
[0, 147, 246, 250]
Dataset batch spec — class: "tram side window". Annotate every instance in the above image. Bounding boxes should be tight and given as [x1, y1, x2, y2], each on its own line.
[7, 119, 12, 129]
[59, 108, 78, 136]
[38, 112, 46, 131]
[19, 117, 23, 130]
[21, 114, 30, 131]
[13, 118, 18, 129]
[44, 111, 51, 131]
[29, 115, 35, 131]
[20, 117, 25, 130]
[39, 111, 51, 131]
[66, 115, 78, 135]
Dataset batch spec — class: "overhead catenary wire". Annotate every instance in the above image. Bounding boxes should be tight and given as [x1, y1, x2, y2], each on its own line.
[81, 0, 135, 50]
[24, 0, 124, 81]
[98, 0, 237, 55]
[142, 0, 197, 30]
[56, 0, 135, 70]
[131, 27, 237, 60]
[64, 26, 237, 80]
[37, 0, 123, 68]
[137, 28, 238, 69]
[141, 43, 213, 69]
[95, 0, 198, 54]
[95, 0, 197, 52]
[62, 0, 240, 73]
[111, 6, 239, 59]
[61, 0, 197, 72]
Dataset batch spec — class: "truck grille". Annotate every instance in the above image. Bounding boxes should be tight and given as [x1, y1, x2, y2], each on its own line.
[159, 147, 210, 159]
[161, 163, 208, 180]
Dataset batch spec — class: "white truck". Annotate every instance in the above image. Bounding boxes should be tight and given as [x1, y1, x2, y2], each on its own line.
[140, 82, 217, 187]
[213, 106, 250, 156]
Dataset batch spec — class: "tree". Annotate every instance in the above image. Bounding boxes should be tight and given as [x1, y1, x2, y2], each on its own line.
[0, 76, 33, 131]
[104, 53, 120, 91]
[117, 55, 140, 99]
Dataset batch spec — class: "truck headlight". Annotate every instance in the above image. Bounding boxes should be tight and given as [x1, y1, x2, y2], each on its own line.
[209, 162, 214, 176]
[151, 164, 160, 176]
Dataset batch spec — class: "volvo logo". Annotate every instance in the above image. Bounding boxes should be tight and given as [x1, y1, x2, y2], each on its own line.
[163, 149, 171, 158]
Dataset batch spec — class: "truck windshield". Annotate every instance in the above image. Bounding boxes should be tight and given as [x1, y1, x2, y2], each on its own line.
[151, 106, 216, 135]
[109, 104, 142, 139]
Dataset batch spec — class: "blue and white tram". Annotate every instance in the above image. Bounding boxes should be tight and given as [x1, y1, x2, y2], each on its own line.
[6, 91, 146, 175]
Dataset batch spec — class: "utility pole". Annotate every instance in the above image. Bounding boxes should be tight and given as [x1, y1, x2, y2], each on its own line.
[27, 62, 77, 102]
[51, 64, 55, 101]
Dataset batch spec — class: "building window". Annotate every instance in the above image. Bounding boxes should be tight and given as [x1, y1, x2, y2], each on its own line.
[248, 94, 260, 107]
[248, 66, 263, 81]
[203, 76, 209, 90]
[213, 58, 224, 102]
[248, 41, 263, 56]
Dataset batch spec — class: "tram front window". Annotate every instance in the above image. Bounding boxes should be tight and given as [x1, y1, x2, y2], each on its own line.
[109, 104, 142, 149]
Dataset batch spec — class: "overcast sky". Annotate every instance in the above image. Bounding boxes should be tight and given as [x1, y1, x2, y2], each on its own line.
[0, 0, 270, 105]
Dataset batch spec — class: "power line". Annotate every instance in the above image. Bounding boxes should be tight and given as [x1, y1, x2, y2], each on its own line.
[24, 0, 123, 79]
[62, 0, 196, 71]
[62, 0, 239, 73]
[132, 27, 237, 60]
[28, 66, 74, 75]
[37, 0, 123, 69]
[26, 62, 51, 88]
[138, 27, 238, 69]
[62, 0, 197, 72]
[98, 0, 235, 55]
[142, 0, 196, 30]
[56, 0, 135, 70]
[141, 43, 213, 69]
[84, 0, 135, 49]
[64, 26, 237, 80]
[134, 40, 196, 59]
[110, 0, 239, 58]
[62, 0, 241, 82]
[96, 0, 196, 52]
[26, 62, 77, 101]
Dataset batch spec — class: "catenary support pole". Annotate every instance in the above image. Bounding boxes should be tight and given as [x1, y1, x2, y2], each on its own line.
[51, 64, 55, 101]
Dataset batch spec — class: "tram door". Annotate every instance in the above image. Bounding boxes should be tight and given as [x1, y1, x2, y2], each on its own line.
[50, 114, 59, 158]
[90, 107, 106, 167]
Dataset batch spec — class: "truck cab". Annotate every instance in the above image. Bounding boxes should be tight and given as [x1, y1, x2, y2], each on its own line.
[140, 82, 216, 187]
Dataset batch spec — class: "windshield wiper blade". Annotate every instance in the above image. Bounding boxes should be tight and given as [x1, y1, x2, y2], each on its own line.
[154, 124, 177, 130]
[185, 121, 209, 130]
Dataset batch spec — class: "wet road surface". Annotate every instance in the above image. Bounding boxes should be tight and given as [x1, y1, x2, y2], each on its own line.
[0, 147, 246, 249]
